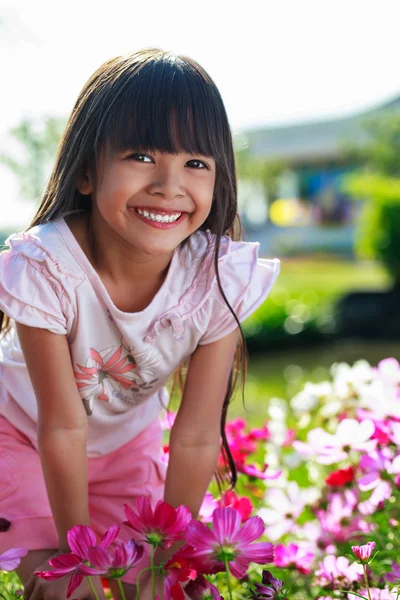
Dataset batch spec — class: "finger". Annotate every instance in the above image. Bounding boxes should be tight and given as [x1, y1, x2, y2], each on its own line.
[23, 575, 36, 600]
[23, 578, 40, 600]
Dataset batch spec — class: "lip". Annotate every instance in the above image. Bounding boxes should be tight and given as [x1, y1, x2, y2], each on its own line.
[129, 207, 187, 229]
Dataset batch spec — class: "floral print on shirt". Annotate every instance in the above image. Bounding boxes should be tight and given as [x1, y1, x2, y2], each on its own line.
[74, 337, 162, 415]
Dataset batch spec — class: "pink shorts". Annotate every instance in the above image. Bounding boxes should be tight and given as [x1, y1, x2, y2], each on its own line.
[0, 415, 166, 585]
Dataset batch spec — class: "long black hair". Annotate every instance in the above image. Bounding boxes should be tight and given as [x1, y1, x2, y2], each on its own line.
[0, 48, 247, 486]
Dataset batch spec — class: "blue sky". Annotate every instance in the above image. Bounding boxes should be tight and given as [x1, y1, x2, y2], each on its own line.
[2, 0, 400, 227]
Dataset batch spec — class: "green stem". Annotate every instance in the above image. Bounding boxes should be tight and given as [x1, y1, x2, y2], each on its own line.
[363, 564, 372, 600]
[396, 588, 400, 600]
[87, 576, 100, 600]
[117, 577, 127, 600]
[135, 566, 154, 600]
[224, 557, 234, 600]
[150, 546, 155, 600]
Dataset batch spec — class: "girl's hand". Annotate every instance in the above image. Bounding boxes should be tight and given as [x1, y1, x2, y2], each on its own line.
[23, 555, 106, 600]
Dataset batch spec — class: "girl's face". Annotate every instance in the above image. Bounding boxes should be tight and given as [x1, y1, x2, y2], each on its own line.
[79, 149, 216, 257]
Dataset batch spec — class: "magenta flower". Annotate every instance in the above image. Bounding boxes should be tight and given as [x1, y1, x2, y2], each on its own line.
[184, 507, 274, 578]
[159, 555, 197, 600]
[0, 548, 27, 571]
[86, 539, 144, 578]
[349, 588, 395, 600]
[351, 541, 376, 564]
[35, 524, 120, 597]
[124, 497, 192, 549]
[314, 490, 371, 546]
[273, 543, 314, 574]
[358, 450, 400, 512]
[185, 576, 222, 599]
[314, 555, 362, 590]
[385, 561, 400, 583]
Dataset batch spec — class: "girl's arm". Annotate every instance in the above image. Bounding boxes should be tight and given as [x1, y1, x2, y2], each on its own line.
[164, 328, 239, 518]
[16, 323, 90, 552]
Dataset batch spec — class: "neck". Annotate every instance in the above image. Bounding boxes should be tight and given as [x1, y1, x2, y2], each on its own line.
[87, 211, 174, 286]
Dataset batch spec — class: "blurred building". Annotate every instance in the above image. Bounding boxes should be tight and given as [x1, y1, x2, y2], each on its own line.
[242, 94, 400, 256]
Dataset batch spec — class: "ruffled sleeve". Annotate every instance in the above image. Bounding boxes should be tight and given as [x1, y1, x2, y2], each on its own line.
[0, 232, 79, 335]
[198, 241, 280, 345]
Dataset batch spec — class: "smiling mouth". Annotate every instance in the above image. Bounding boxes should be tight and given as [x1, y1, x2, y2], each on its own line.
[134, 208, 182, 223]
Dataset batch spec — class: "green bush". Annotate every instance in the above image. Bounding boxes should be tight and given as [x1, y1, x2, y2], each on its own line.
[344, 174, 400, 286]
[243, 258, 390, 349]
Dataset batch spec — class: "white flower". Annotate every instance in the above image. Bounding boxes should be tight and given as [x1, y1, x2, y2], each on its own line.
[331, 360, 374, 400]
[258, 481, 319, 541]
[294, 418, 375, 464]
[290, 381, 333, 413]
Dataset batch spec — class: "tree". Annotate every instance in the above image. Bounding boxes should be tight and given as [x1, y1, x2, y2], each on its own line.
[343, 113, 400, 287]
[235, 144, 286, 222]
[0, 117, 66, 203]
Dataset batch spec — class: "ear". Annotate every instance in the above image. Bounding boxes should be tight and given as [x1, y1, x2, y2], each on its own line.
[76, 170, 94, 195]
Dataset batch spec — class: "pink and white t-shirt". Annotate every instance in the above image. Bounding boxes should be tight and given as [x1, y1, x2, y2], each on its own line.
[0, 217, 280, 456]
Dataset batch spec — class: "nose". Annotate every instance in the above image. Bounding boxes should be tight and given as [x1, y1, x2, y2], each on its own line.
[147, 162, 185, 200]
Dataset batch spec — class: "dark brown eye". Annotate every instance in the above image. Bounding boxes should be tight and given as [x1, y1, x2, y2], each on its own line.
[186, 159, 207, 169]
[127, 153, 153, 163]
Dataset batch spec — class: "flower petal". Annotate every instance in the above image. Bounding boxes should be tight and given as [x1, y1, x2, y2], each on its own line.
[124, 503, 146, 534]
[67, 525, 97, 558]
[239, 541, 274, 564]
[0, 547, 28, 571]
[101, 524, 120, 548]
[136, 496, 155, 529]
[185, 521, 216, 552]
[154, 501, 178, 531]
[212, 508, 241, 545]
[88, 546, 111, 570]
[49, 553, 82, 569]
[67, 573, 84, 598]
[234, 516, 265, 546]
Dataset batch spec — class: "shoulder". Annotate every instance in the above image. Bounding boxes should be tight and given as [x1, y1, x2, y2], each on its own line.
[178, 229, 280, 302]
[164, 230, 280, 345]
[2, 219, 85, 284]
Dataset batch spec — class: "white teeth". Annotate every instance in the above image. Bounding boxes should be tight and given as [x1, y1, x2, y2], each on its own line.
[135, 209, 182, 223]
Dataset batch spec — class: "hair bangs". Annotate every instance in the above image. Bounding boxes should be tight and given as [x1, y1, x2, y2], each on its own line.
[100, 57, 226, 163]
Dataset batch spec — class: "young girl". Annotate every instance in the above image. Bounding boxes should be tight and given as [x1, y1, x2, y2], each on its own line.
[0, 48, 280, 599]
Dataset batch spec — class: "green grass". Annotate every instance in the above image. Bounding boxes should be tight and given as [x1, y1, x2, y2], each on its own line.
[243, 257, 392, 343]
[228, 339, 400, 430]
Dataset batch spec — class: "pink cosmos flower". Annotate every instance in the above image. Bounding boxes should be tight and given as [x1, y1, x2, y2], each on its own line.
[357, 449, 400, 512]
[185, 576, 222, 600]
[85, 539, 144, 578]
[351, 541, 376, 564]
[239, 462, 281, 480]
[200, 491, 253, 524]
[314, 555, 362, 589]
[273, 543, 314, 574]
[0, 547, 27, 571]
[348, 588, 396, 600]
[35, 524, 119, 597]
[184, 507, 274, 578]
[385, 561, 400, 583]
[314, 490, 371, 547]
[124, 497, 192, 549]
